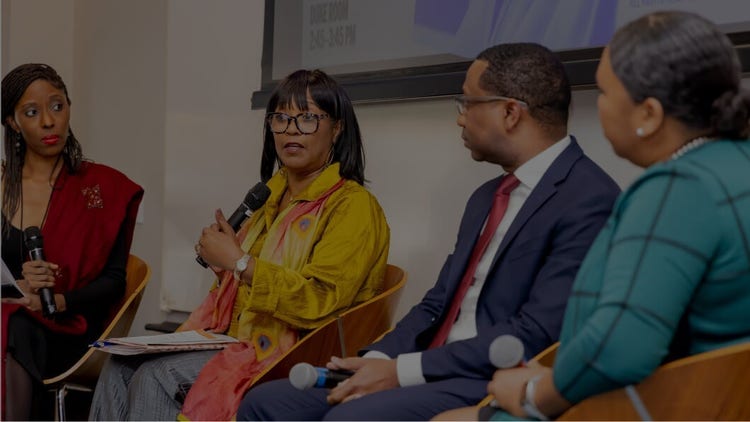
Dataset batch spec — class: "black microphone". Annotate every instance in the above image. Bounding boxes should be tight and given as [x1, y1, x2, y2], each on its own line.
[23, 227, 57, 318]
[488, 334, 525, 369]
[289, 362, 354, 390]
[196, 182, 271, 268]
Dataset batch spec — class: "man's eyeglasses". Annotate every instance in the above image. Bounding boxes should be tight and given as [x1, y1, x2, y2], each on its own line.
[454, 95, 529, 115]
[266, 112, 330, 134]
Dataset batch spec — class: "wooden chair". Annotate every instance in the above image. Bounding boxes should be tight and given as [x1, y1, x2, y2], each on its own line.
[468, 341, 750, 420]
[558, 341, 750, 421]
[42, 254, 151, 421]
[248, 264, 407, 389]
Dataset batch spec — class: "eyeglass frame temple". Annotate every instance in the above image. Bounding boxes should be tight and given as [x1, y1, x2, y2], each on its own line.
[454, 95, 529, 114]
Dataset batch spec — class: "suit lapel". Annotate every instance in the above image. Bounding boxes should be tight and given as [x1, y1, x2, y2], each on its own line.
[488, 138, 584, 271]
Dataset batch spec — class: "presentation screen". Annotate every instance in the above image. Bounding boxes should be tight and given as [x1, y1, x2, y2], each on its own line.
[252, 0, 750, 108]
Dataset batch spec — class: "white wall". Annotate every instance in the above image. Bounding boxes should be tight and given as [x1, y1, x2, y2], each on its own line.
[3, 0, 648, 335]
[2, 0, 76, 119]
[160, 0, 266, 313]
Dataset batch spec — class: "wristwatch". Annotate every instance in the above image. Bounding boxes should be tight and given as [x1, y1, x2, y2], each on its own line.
[233, 253, 251, 280]
[521, 375, 549, 421]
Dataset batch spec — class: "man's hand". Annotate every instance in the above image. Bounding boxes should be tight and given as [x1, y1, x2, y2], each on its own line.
[325, 356, 399, 404]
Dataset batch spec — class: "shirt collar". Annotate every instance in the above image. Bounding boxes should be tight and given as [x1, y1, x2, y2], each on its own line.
[512, 135, 571, 191]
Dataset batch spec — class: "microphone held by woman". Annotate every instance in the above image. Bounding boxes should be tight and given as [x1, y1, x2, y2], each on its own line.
[23, 226, 57, 318]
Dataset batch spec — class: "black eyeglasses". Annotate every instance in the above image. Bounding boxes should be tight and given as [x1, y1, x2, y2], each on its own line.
[454, 95, 529, 114]
[266, 112, 330, 134]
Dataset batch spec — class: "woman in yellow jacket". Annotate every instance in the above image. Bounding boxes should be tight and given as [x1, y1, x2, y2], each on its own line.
[90, 69, 390, 421]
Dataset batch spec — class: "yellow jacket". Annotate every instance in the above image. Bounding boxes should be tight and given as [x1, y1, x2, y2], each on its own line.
[227, 163, 390, 337]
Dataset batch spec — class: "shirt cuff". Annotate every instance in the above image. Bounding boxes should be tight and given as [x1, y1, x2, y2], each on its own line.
[363, 350, 391, 360]
[396, 352, 426, 387]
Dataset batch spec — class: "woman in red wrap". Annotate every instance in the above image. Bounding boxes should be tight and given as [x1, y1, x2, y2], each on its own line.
[1, 63, 143, 420]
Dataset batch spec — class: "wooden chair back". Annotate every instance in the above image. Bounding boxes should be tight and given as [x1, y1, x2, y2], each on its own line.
[249, 264, 407, 388]
[558, 341, 750, 420]
[442, 340, 750, 421]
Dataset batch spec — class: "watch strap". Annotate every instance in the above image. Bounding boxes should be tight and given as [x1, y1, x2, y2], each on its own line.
[521, 375, 549, 421]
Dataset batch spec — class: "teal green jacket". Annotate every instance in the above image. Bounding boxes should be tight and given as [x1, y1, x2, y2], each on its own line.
[554, 139, 750, 403]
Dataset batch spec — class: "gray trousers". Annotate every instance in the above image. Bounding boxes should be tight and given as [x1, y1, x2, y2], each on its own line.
[89, 350, 218, 421]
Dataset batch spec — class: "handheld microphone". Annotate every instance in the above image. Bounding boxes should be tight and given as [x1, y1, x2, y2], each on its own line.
[289, 362, 354, 390]
[23, 227, 57, 318]
[488, 334, 525, 408]
[196, 182, 271, 268]
[488, 334, 525, 369]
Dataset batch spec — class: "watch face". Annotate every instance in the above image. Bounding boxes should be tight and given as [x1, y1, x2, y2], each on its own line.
[236, 255, 249, 271]
[234, 255, 250, 280]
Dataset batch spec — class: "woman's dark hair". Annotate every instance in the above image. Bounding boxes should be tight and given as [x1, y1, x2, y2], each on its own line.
[260, 69, 365, 184]
[477, 42, 571, 130]
[609, 11, 750, 140]
[2, 63, 84, 226]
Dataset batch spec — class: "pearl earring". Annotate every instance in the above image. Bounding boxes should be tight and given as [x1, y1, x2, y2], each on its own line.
[636, 127, 645, 137]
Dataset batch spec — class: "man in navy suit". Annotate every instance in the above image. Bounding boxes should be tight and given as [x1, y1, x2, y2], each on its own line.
[237, 43, 620, 421]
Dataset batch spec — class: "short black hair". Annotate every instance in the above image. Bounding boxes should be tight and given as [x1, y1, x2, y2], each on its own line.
[610, 11, 750, 140]
[261, 69, 365, 184]
[477, 43, 571, 130]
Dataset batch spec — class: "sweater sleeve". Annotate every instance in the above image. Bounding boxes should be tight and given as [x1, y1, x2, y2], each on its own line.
[63, 221, 128, 330]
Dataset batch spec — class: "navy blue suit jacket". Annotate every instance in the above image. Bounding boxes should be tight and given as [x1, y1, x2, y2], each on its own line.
[363, 137, 620, 382]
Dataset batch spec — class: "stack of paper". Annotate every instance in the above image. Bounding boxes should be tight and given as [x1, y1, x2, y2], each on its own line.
[92, 329, 239, 355]
[2, 259, 25, 299]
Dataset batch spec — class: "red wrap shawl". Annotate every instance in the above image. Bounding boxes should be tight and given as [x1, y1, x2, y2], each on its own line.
[2, 161, 143, 382]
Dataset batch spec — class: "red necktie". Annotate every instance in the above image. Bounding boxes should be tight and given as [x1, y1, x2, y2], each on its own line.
[429, 174, 520, 348]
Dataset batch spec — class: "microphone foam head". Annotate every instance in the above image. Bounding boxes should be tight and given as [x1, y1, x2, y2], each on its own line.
[289, 362, 318, 390]
[489, 334, 525, 368]
[23, 226, 43, 249]
[245, 182, 271, 210]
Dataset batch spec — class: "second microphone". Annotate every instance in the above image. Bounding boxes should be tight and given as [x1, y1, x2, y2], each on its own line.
[289, 362, 354, 390]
